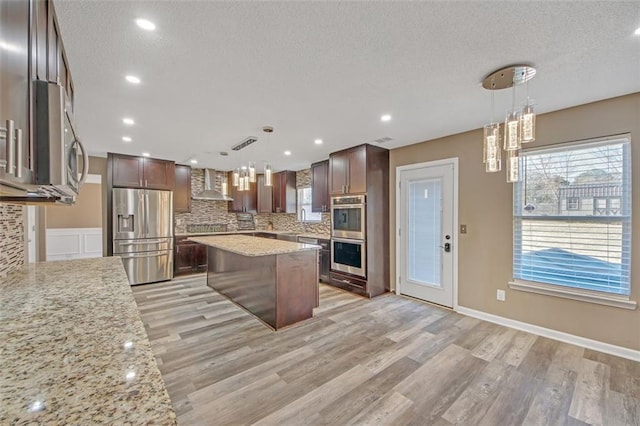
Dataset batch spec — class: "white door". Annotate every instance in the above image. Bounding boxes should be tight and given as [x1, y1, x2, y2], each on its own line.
[397, 161, 456, 307]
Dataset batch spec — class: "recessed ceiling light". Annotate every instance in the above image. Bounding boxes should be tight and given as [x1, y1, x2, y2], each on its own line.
[142, 152, 150, 157]
[284, 150, 291, 156]
[125, 75, 141, 84]
[380, 114, 392, 122]
[314, 139, 323, 145]
[123, 118, 135, 125]
[635, 27, 640, 35]
[241, 166, 247, 170]
[122, 136, 132, 142]
[190, 159, 198, 164]
[135, 18, 156, 31]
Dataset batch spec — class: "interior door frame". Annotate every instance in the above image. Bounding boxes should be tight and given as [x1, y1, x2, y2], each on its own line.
[395, 157, 459, 310]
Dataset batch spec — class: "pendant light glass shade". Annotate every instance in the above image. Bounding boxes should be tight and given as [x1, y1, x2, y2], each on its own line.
[248, 162, 256, 183]
[504, 110, 521, 151]
[483, 123, 501, 172]
[232, 168, 240, 187]
[264, 163, 272, 186]
[520, 103, 535, 143]
[221, 174, 228, 196]
[243, 171, 249, 190]
[238, 170, 245, 191]
[506, 151, 520, 183]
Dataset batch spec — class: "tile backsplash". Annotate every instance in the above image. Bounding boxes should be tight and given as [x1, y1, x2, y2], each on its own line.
[0, 204, 25, 277]
[174, 168, 330, 235]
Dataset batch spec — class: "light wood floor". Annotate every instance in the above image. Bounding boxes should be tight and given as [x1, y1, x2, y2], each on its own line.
[132, 275, 639, 426]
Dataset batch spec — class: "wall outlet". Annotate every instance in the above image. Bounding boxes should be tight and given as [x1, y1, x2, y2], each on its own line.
[496, 289, 506, 301]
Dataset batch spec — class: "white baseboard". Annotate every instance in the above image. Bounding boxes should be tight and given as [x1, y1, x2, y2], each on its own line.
[456, 305, 640, 362]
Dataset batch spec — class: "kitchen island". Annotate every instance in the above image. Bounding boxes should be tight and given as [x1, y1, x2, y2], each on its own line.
[188, 235, 320, 330]
[0, 257, 176, 425]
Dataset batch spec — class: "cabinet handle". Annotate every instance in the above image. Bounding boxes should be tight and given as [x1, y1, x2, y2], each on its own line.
[15, 128, 23, 178]
[145, 179, 148, 187]
[4, 120, 15, 175]
[139, 179, 142, 187]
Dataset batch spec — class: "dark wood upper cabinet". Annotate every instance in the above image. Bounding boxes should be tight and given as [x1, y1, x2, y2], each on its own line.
[143, 157, 175, 190]
[111, 154, 144, 188]
[227, 171, 257, 213]
[257, 174, 273, 213]
[174, 164, 191, 213]
[109, 153, 175, 190]
[273, 171, 296, 213]
[311, 160, 329, 213]
[329, 145, 368, 195]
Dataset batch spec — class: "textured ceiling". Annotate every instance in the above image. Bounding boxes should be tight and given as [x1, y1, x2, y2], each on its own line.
[54, 1, 640, 172]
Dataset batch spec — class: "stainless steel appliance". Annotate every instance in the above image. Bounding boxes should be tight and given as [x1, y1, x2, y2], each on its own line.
[112, 188, 173, 285]
[331, 195, 365, 240]
[0, 81, 88, 204]
[331, 237, 366, 278]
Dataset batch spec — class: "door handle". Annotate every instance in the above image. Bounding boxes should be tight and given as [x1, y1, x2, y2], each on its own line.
[3, 120, 15, 175]
[15, 128, 23, 178]
[441, 242, 451, 252]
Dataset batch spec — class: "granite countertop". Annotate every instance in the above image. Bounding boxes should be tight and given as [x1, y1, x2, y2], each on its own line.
[189, 234, 321, 257]
[0, 257, 176, 425]
[176, 230, 331, 240]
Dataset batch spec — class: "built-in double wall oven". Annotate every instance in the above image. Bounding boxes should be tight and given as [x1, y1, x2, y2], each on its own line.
[331, 195, 366, 277]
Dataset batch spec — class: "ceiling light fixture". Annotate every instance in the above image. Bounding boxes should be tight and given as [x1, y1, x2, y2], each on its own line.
[125, 75, 141, 84]
[233, 126, 274, 191]
[481, 64, 537, 183]
[135, 18, 156, 31]
[380, 114, 391, 122]
[123, 118, 135, 125]
[284, 150, 291, 156]
[190, 159, 198, 164]
[634, 27, 640, 35]
[122, 136, 132, 142]
[142, 152, 150, 157]
[314, 139, 323, 145]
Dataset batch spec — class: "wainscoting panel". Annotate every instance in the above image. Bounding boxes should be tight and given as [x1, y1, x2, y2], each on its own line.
[46, 228, 103, 261]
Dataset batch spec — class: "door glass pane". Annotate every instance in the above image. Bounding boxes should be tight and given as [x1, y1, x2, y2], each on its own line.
[408, 178, 441, 286]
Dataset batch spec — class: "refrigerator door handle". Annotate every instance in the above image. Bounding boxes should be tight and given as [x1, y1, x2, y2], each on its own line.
[118, 239, 169, 246]
[145, 190, 150, 236]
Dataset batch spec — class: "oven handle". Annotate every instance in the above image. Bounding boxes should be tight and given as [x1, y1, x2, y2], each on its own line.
[330, 204, 365, 209]
[331, 237, 365, 244]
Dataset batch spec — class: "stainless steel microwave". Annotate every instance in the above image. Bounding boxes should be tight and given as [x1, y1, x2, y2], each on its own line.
[0, 81, 88, 204]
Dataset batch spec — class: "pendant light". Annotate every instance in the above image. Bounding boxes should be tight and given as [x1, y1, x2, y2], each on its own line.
[483, 87, 501, 172]
[481, 64, 536, 183]
[263, 126, 274, 187]
[232, 168, 240, 187]
[248, 161, 256, 183]
[520, 81, 536, 143]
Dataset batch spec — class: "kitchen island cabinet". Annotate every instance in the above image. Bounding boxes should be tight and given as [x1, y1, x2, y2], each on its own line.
[0, 257, 176, 424]
[189, 235, 320, 329]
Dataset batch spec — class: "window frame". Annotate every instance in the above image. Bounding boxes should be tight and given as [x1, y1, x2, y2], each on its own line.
[509, 134, 635, 309]
[297, 187, 322, 223]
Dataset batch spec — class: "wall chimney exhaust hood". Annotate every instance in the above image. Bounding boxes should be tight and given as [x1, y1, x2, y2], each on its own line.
[192, 169, 233, 201]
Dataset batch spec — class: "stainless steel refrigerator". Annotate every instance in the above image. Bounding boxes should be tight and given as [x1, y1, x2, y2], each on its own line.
[112, 188, 174, 285]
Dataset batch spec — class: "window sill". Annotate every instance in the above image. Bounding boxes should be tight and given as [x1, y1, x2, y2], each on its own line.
[508, 280, 637, 310]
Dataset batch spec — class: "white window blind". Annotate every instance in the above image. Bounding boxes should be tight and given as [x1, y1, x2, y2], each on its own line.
[513, 136, 632, 296]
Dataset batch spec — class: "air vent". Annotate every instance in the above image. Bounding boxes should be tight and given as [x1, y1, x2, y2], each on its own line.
[373, 136, 393, 144]
[232, 137, 258, 151]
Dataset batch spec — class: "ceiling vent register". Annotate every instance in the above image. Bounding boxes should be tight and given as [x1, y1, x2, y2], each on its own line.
[232, 137, 258, 151]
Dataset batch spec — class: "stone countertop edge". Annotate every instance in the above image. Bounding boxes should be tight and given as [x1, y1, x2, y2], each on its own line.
[175, 230, 331, 240]
[0, 257, 177, 425]
[188, 234, 321, 257]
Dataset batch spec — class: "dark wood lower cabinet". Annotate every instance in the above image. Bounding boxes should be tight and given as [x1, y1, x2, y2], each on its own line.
[318, 239, 330, 283]
[175, 237, 208, 276]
